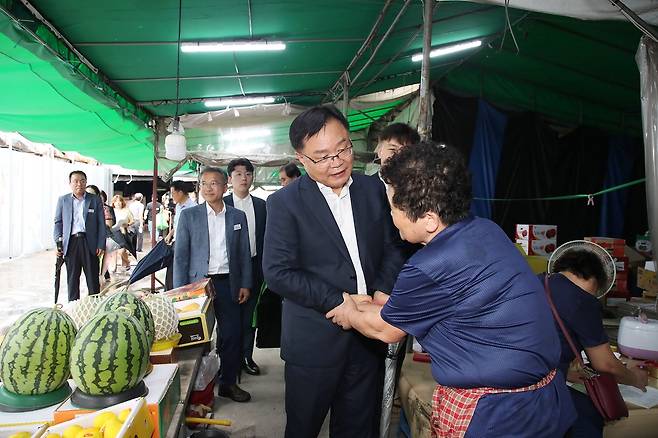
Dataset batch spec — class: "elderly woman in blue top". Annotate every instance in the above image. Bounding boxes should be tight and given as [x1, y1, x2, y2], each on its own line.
[541, 248, 648, 437]
[327, 142, 575, 437]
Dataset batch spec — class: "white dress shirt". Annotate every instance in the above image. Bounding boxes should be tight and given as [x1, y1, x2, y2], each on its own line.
[316, 178, 367, 295]
[71, 193, 87, 234]
[232, 193, 257, 258]
[206, 202, 229, 275]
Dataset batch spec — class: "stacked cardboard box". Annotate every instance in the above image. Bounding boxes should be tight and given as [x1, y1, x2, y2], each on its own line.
[638, 263, 657, 299]
[515, 224, 558, 257]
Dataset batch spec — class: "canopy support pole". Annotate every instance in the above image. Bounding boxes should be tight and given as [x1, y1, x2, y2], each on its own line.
[418, 0, 435, 140]
[610, 0, 658, 43]
[341, 74, 349, 115]
[150, 129, 159, 293]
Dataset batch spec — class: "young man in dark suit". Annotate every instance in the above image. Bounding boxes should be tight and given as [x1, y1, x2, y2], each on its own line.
[174, 167, 253, 402]
[54, 170, 106, 301]
[263, 105, 406, 438]
[224, 158, 267, 376]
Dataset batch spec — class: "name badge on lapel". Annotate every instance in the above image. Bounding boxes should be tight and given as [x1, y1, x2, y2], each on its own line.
[88, 209, 95, 213]
[233, 224, 241, 231]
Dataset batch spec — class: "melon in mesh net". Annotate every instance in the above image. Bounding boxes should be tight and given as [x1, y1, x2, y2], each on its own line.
[143, 294, 179, 341]
[65, 294, 105, 330]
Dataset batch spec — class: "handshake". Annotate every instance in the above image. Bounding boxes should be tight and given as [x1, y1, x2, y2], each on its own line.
[325, 291, 389, 330]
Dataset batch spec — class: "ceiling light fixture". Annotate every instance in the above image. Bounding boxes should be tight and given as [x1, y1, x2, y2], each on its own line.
[204, 96, 276, 108]
[411, 39, 482, 62]
[181, 41, 286, 53]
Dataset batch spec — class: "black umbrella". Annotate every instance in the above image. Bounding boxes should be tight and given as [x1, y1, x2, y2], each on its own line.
[54, 243, 65, 304]
[128, 239, 173, 285]
[110, 228, 137, 258]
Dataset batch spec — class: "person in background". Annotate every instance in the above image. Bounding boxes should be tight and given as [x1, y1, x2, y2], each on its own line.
[374, 123, 420, 177]
[144, 196, 163, 239]
[164, 181, 197, 289]
[174, 167, 253, 402]
[111, 194, 134, 272]
[279, 162, 302, 187]
[328, 142, 576, 437]
[54, 171, 106, 301]
[225, 158, 267, 376]
[542, 248, 648, 438]
[263, 105, 406, 438]
[129, 193, 145, 252]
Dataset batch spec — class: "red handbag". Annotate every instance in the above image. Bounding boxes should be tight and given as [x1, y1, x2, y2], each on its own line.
[543, 275, 628, 421]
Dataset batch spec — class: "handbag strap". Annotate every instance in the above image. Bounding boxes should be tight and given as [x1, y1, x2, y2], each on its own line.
[543, 274, 587, 369]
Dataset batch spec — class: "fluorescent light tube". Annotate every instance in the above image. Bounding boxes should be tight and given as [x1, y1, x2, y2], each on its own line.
[411, 40, 482, 62]
[204, 96, 276, 108]
[181, 41, 286, 53]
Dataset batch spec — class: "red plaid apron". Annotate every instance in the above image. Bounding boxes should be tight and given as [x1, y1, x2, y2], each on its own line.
[430, 369, 557, 438]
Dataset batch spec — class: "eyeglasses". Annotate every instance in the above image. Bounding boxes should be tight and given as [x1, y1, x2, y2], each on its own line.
[301, 144, 353, 167]
[200, 181, 225, 188]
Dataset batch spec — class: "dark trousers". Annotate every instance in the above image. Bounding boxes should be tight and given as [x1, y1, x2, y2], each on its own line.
[284, 339, 384, 438]
[241, 257, 261, 361]
[64, 234, 100, 301]
[211, 275, 242, 386]
[566, 387, 604, 438]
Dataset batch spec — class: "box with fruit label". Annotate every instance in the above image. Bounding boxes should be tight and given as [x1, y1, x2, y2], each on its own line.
[515, 224, 558, 241]
[44, 397, 153, 438]
[515, 238, 557, 257]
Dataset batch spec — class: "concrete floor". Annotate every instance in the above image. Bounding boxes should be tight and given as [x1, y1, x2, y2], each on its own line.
[0, 249, 399, 438]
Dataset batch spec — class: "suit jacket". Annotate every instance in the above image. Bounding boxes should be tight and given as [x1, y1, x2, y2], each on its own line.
[263, 173, 406, 367]
[54, 193, 106, 256]
[369, 172, 422, 259]
[173, 202, 252, 302]
[224, 193, 266, 282]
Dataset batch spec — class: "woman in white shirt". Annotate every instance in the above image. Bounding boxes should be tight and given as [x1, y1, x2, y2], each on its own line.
[111, 194, 134, 271]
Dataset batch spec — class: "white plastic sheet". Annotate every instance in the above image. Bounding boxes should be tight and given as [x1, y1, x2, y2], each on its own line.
[635, 36, 658, 268]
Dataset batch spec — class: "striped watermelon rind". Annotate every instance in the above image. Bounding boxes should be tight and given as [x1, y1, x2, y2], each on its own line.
[0, 307, 77, 395]
[97, 291, 155, 348]
[70, 310, 149, 395]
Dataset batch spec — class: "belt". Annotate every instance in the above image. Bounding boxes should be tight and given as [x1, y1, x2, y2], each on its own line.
[71, 232, 86, 238]
[207, 273, 229, 280]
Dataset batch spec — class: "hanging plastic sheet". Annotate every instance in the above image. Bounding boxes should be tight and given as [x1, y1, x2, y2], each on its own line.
[635, 36, 658, 267]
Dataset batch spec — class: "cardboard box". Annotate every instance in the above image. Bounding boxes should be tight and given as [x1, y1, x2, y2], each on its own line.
[515, 224, 558, 240]
[175, 296, 215, 347]
[54, 364, 180, 438]
[163, 278, 215, 302]
[638, 267, 658, 296]
[46, 397, 153, 438]
[585, 237, 625, 257]
[515, 238, 557, 256]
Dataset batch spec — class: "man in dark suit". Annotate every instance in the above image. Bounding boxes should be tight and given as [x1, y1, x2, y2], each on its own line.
[174, 167, 253, 402]
[263, 105, 406, 438]
[224, 157, 267, 376]
[54, 170, 106, 301]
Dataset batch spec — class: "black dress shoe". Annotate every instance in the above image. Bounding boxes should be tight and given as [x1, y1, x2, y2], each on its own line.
[242, 357, 261, 375]
[217, 384, 251, 402]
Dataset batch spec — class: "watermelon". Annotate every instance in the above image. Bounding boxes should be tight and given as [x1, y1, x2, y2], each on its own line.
[0, 307, 76, 395]
[97, 291, 155, 348]
[70, 310, 149, 395]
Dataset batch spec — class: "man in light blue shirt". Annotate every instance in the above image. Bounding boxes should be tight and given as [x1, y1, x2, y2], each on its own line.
[54, 170, 106, 301]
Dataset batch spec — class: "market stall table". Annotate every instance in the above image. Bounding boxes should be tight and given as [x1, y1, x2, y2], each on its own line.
[397, 353, 658, 438]
[166, 344, 206, 438]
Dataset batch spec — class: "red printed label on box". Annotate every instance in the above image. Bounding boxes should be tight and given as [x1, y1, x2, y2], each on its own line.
[516, 224, 558, 240]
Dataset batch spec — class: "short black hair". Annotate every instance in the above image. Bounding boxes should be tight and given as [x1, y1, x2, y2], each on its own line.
[380, 141, 472, 225]
[69, 170, 87, 182]
[280, 162, 302, 178]
[200, 166, 228, 183]
[552, 249, 608, 289]
[227, 158, 255, 175]
[289, 104, 349, 151]
[379, 123, 420, 146]
[100, 190, 108, 202]
[170, 180, 190, 193]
